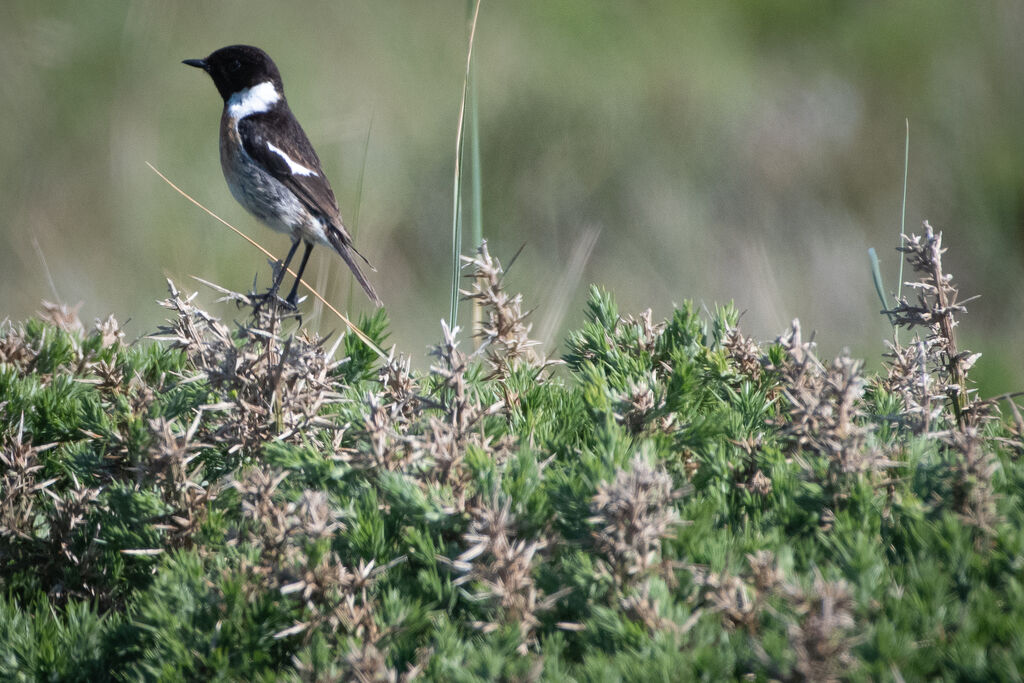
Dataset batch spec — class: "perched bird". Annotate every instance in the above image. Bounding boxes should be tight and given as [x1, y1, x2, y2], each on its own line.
[183, 45, 381, 307]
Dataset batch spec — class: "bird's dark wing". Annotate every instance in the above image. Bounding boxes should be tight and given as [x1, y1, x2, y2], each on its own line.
[236, 106, 380, 305]
[236, 107, 343, 222]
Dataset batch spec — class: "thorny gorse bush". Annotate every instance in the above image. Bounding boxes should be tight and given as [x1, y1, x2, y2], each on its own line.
[0, 225, 1021, 680]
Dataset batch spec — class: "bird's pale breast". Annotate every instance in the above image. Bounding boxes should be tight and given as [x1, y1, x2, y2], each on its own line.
[219, 109, 331, 246]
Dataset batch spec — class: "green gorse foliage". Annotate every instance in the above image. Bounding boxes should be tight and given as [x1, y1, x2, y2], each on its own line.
[1, 231, 1022, 681]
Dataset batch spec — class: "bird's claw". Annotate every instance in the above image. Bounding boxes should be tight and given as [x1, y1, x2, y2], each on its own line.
[249, 289, 297, 315]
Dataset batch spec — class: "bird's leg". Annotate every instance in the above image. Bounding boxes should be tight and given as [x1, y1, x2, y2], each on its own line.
[261, 237, 301, 301]
[251, 238, 301, 315]
[285, 241, 314, 306]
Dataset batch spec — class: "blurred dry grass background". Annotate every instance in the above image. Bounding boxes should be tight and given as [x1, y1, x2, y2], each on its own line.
[1, 1, 1022, 391]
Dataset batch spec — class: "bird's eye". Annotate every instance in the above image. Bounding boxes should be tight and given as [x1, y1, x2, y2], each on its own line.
[229, 59, 242, 72]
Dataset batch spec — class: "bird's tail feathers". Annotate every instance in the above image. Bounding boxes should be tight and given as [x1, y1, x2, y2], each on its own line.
[351, 243, 376, 271]
[327, 227, 382, 307]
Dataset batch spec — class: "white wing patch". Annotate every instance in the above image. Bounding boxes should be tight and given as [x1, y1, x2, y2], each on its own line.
[227, 81, 281, 119]
[267, 142, 319, 177]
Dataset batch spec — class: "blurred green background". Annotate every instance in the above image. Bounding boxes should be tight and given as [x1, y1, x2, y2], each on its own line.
[2, 1, 1022, 390]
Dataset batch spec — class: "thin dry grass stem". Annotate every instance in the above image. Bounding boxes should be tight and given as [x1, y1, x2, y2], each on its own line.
[459, 241, 544, 377]
[146, 162, 385, 360]
[444, 496, 567, 654]
[883, 222, 983, 429]
[154, 280, 344, 458]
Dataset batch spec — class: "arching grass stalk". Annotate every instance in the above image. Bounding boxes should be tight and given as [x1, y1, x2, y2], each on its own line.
[450, 0, 483, 328]
[468, 35, 484, 344]
[869, 119, 910, 335]
[146, 162, 386, 360]
[898, 118, 909, 301]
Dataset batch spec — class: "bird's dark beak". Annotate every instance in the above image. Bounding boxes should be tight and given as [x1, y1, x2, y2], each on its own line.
[182, 58, 208, 71]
